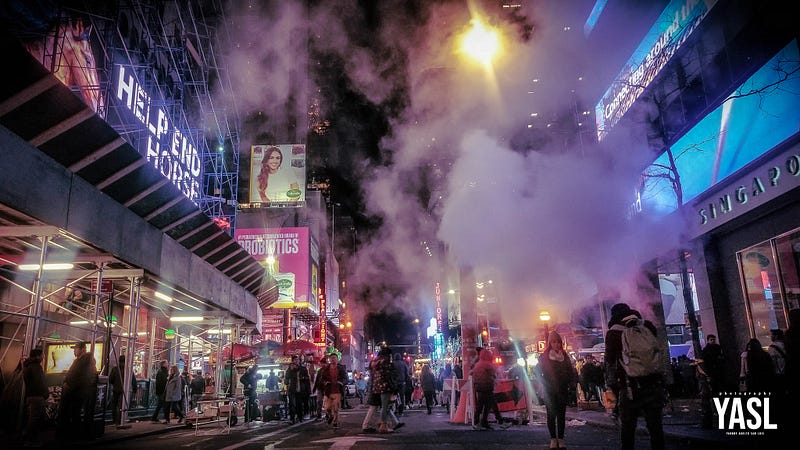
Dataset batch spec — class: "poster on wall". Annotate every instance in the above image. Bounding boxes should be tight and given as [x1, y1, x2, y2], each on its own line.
[249, 144, 306, 206]
[44, 342, 104, 374]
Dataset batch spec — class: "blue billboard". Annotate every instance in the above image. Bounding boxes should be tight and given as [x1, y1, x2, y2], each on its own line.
[640, 39, 800, 217]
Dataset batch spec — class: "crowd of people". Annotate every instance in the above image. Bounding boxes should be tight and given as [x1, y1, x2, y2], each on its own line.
[1, 305, 797, 448]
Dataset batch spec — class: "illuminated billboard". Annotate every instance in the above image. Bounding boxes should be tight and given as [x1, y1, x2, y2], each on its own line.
[249, 144, 306, 206]
[113, 64, 202, 201]
[640, 40, 800, 217]
[44, 342, 104, 374]
[595, 0, 718, 141]
[235, 227, 316, 313]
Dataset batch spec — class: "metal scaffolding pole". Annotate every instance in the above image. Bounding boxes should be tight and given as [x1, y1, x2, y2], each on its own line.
[119, 276, 141, 428]
[23, 235, 50, 356]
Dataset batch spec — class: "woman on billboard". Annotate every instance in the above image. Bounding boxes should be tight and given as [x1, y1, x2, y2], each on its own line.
[254, 145, 303, 203]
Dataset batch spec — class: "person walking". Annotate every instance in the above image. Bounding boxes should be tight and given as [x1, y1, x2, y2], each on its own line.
[319, 353, 347, 428]
[603, 303, 665, 450]
[284, 355, 310, 423]
[189, 371, 205, 409]
[767, 329, 787, 394]
[697, 334, 725, 428]
[57, 341, 98, 440]
[108, 354, 136, 426]
[739, 338, 775, 392]
[471, 347, 499, 430]
[391, 353, 410, 416]
[420, 364, 437, 414]
[372, 346, 400, 433]
[150, 361, 168, 423]
[538, 331, 578, 449]
[163, 365, 184, 424]
[22, 348, 48, 448]
[240, 365, 258, 423]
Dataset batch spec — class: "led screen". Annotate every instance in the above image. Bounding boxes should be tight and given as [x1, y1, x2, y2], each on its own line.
[641, 40, 800, 216]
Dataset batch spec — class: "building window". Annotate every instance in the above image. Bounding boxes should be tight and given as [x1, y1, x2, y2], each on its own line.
[736, 227, 800, 342]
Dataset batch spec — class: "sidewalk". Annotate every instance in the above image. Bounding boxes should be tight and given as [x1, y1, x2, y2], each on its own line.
[562, 397, 740, 446]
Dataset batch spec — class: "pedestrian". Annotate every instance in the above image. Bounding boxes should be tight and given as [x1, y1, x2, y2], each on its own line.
[767, 329, 787, 394]
[319, 353, 347, 428]
[164, 365, 184, 424]
[22, 348, 48, 447]
[603, 303, 665, 450]
[420, 364, 436, 415]
[57, 341, 98, 440]
[361, 358, 405, 433]
[782, 309, 800, 436]
[284, 355, 310, 423]
[240, 365, 258, 422]
[189, 371, 205, 409]
[355, 371, 367, 404]
[180, 368, 190, 415]
[698, 334, 725, 428]
[738, 338, 775, 392]
[373, 346, 401, 433]
[471, 347, 500, 430]
[150, 361, 168, 423]
[579, 355, 603, 402]
[108, 354, 136, 426]
[266, 369, 279, 391]
[391, 353, 410, 416]
[538, 331, 578, 449]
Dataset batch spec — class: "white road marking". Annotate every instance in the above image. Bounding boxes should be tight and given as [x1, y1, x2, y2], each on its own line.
[311, 436, 387, 450]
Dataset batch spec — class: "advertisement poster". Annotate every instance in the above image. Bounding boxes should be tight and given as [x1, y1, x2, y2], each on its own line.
[44, 342, 104, 374]
[249, 144, 306, 206]
[235, 227, 313, 312]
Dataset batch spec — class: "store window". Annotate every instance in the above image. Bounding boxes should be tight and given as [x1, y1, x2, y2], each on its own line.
[737, 227, 800, 343]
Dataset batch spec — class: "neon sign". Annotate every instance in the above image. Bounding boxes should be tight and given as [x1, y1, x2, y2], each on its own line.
[114, 65, 201, 201]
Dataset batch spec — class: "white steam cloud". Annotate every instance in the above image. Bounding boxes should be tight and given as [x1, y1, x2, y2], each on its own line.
[220, 1, 685, 336]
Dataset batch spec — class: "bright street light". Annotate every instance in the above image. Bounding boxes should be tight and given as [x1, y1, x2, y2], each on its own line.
[460, 19, 500, 66]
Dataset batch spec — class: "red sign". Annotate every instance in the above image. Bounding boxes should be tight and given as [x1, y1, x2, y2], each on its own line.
[317, 291, 326, 345]
[494, 379, 528, 412]
[91, 280, 113, 294]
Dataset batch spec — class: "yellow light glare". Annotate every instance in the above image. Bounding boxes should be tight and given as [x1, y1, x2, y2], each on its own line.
[461, 20, 500, 65]
[265, 255, 276, 265]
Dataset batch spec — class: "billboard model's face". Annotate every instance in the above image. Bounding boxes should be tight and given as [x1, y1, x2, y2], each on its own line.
[265, 150, 282, 173]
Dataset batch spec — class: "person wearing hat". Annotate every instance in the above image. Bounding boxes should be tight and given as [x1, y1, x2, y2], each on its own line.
[602, 303, 638, 421]
[57, 341, 98, 440]
[537, 331, 578, 449]
[22, 348, 48, 447]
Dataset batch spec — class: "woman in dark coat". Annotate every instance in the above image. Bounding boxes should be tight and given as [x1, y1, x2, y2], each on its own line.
[420, 364, 436, 415]
[537, 331, 578, 450]
[739, 338, 775, 392]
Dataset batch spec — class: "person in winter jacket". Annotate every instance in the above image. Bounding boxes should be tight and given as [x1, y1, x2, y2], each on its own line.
[164, 365, 185, 424]
[470, 347, 499, 430]
[420, 364, 437, 414]
[22, 348, 48, 447]
[538, 331, 578, 449]
[371, 346, 399, 433]
[603, 303, 664, 450]
[150, 361, 168, 422]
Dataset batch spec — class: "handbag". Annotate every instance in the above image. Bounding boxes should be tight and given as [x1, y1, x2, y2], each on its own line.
[601, 390, 617, 410]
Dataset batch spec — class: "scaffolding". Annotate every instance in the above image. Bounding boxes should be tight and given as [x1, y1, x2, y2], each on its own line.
[47, 0, 242, 235]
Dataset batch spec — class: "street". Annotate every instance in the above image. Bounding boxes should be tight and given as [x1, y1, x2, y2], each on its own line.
[86, 404, 742, 450]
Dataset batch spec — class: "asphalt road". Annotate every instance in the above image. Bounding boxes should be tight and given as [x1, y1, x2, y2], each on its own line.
[86, 403, 745, 450]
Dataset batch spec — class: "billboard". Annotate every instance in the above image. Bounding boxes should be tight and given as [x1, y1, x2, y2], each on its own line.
[640, 39, 800, 217]
[595, 0, 717, 141]
[249, 144, 306, 206]
[235, 227, 315, 313]
[44, 342, 104, 374]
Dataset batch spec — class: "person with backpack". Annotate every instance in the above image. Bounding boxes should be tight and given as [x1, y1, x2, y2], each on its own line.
[603, 302, 665, 450]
